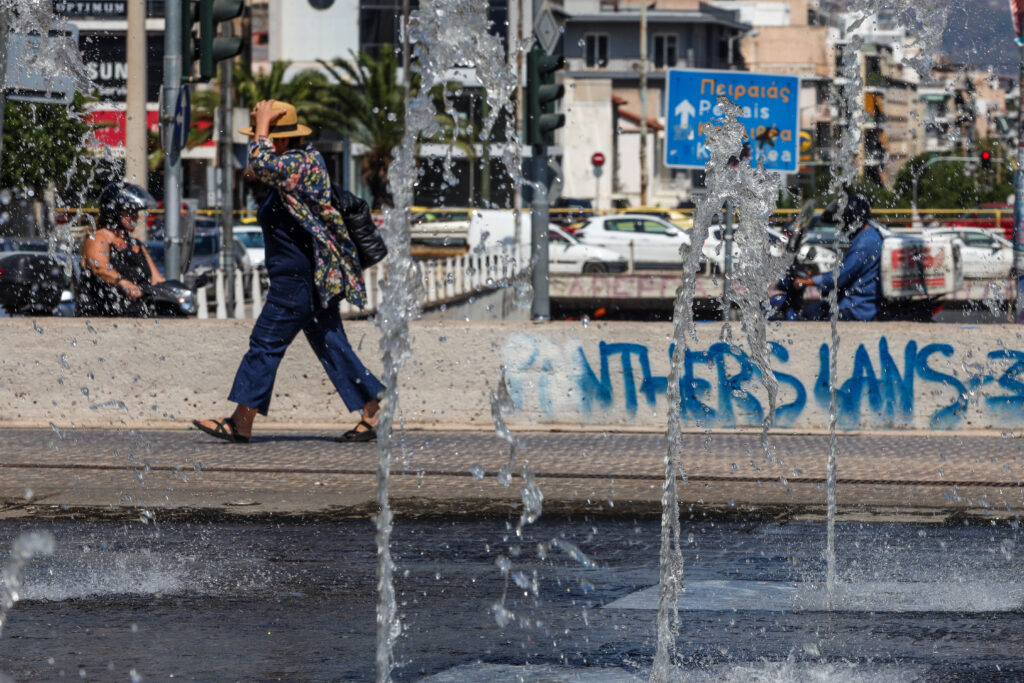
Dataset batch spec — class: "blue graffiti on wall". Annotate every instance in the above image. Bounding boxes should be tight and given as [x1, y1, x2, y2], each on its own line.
[502, 334, 1024, 430]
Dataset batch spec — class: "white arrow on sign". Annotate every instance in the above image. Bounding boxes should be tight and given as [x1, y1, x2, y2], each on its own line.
[675, 99, 696, 129]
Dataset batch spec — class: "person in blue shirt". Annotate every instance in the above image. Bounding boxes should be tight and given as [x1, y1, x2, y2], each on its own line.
[795, 193, 883, 321]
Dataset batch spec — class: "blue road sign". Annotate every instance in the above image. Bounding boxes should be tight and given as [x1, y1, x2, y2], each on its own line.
[665, 68, 800, 173]
[173, 84, 191, 152]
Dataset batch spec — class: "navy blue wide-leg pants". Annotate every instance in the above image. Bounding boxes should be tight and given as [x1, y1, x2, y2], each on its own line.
[228, 281, 384, 416]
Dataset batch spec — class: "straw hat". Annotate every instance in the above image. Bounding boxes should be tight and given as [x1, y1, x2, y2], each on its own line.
[237, 100, 312, 138]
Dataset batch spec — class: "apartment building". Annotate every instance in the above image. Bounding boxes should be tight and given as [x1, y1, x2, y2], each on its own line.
[561, 0, 749, 206]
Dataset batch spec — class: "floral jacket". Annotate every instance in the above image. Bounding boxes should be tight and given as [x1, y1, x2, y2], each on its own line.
[248, 136, 366, 308]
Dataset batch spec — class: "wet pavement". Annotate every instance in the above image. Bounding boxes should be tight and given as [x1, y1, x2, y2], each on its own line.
[0, 427, 1023, 520]
[0, 517, 1022, 681]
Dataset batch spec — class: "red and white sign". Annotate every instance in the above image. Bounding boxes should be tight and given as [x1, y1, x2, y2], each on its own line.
[591, 152, 605, 167]
[881, 236, 962, 298]
[86, 109, 160, 149]
[1012, 0, 1024, 41]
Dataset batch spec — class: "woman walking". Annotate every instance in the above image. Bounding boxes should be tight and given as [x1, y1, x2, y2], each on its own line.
[193, 100, 384, 443]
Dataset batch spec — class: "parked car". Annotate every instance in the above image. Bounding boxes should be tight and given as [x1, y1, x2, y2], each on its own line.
[702, 225, 836, 276]
[924, 227, 1012, 280]
[410, 208, 472, 249]
[550, 198, 594, 227]
[572, 214, 698, 270]
[146, 230, 251, 287]
[948, 204, 1013, 240]
[547, 226, 628, 274]
[0, 238, 78, 314]
[233, 225, 265, 267]
[784, 215, 894, 252]
[148, 214, 219, 239]
[0, 251, 66, 315]
[627, 206, 694, 230]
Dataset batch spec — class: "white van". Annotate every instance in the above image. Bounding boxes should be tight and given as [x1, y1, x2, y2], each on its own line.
[881, 233, 963, 298]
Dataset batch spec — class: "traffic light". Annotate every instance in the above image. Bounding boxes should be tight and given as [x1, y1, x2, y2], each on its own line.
[182, 0, 244, 83]
[981, 150, 992, 170]
[182, 1, 200, 82]
[525, 44, 565, 147]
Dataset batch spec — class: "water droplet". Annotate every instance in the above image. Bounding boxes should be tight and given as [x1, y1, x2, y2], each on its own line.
[470, 465, 485, 479]
[580, 315, 590, 328]
[80, 387, 89, 397]
[59, 354, 70, 369]
[32, 321, 43, 334]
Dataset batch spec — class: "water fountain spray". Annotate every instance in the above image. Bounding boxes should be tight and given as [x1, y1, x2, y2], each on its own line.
[374, 1, 517, 678]
[0, 531, 54, 640]
[653, 97, 786, 680]
[823, 1, 949, 608]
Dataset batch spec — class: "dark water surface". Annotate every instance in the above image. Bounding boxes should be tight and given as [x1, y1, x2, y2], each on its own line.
[0, 517, 1022, 681]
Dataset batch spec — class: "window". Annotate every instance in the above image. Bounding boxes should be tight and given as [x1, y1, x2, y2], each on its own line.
[584, 34, 608, 68]
[964, 232, 995, 247]
[640, 220, 672, 234]
[360, 0, 406, 57]
[606, 219, 638, 232]
[653, 34, 677, 68]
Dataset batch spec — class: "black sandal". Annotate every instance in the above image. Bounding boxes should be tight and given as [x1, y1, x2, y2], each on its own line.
[335, 419, 377, 443]
[192, 417, 250, 443]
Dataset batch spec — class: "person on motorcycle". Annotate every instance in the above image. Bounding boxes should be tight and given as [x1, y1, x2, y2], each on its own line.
[794, 193, 883, 321]
[77, 181, 164, 317]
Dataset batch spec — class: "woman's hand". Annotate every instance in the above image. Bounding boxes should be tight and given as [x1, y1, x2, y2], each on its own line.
[120, 279, 143, 299]
[253, 100, 285, 138]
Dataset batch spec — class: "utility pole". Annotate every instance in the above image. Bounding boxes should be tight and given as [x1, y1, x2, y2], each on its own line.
[1016, 42, 1024, 321]
[219, 18, 235, 316]
[1011, 1, 1024, 321]
[0, 12, 9, 179]
[125, 0, 148, 236]
[639, 0, 648, 206]
[163, 0, 183, 280]
[526, 3, 565, 320]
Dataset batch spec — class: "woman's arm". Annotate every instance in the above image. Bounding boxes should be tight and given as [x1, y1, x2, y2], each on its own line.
[81, 230, 143, 299]
[246, 100, 309, 192]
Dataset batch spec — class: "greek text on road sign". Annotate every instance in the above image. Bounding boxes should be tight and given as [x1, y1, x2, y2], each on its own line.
[664, 68, 800, 173]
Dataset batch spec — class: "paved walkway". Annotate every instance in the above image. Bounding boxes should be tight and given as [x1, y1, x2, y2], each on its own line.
[1, 427, 1022, 521]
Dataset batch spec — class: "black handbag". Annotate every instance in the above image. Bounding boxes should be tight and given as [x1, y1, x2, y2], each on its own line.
[331, 184, 387, 269]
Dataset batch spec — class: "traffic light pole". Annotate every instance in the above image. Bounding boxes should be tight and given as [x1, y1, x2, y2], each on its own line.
[525, 39, 564, 321]
[163, 0, 183, 280]
[530, 148, 551, 320]
[1016, 41, 1024, 322]
[219, 18, 235, 317]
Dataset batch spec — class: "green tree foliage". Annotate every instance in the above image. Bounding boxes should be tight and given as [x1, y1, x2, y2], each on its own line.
[233, 61, 333, 131]
[1, 94, 94, 200]
[317, 49, 410, 209]
[891, 152, 991, 210]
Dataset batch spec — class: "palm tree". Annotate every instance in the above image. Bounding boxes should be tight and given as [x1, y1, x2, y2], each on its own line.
[317, 49, 411, 209]
[234, 61, 333, 131]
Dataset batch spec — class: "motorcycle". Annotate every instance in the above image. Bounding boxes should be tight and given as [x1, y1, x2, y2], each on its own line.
[769, 200, 944, 322]
[768, 200, 819, 321]
[144, 279, 198, 317]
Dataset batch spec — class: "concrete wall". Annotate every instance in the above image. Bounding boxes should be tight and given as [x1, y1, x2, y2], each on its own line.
[1, 319, 1023, 433]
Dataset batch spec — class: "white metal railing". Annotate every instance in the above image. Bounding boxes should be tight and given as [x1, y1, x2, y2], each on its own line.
[199, 244, 525, 320]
